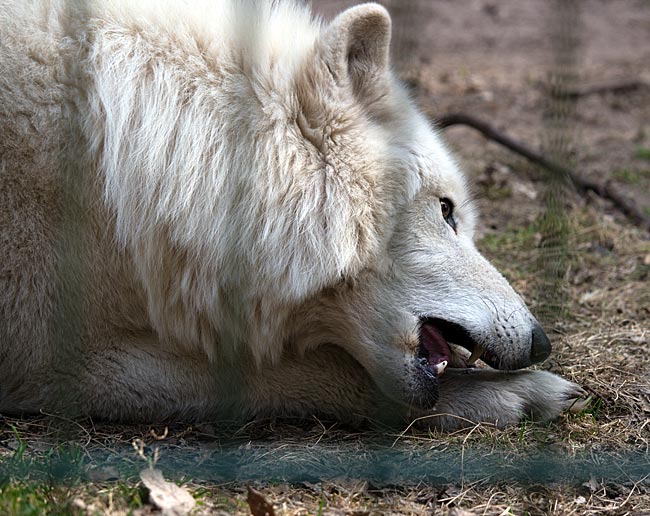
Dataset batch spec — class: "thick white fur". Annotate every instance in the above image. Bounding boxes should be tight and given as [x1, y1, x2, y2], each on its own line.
[0, 0, 582, 429]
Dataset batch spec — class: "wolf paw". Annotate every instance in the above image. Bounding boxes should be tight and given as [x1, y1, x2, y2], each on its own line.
[518, 370, 587, 422]
[423, 368, 587, 430]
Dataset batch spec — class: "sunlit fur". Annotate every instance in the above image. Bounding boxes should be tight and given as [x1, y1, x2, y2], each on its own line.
[0, 0, 582, 428]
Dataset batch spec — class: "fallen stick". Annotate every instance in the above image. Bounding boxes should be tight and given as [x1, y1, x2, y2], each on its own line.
[559, 78, 648, 99]
[435, 113, 650, 231]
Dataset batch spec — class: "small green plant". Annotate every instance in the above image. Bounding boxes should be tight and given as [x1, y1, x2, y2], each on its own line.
[612, 168, 644, 185]
[9, 425, 27, 466]
[113, 482, 146, 511]
[479, 222, 540, 253]
[518, 420, 527, 444]
[634, 146, 650, 160]
[0, 483, 79, 516]
[579, 397, 603, 418]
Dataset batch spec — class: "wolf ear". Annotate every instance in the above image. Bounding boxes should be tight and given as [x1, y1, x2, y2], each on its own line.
[321, 3, 391, 97]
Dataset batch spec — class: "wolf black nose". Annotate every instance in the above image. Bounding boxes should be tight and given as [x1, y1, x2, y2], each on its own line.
[530, 323, 551, 364]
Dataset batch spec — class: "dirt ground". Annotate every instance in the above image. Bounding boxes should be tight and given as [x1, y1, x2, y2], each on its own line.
[1, 1, 649, 515]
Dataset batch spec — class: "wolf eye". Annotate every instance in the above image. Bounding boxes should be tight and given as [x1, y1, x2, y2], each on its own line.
[440, 198, 457, 232]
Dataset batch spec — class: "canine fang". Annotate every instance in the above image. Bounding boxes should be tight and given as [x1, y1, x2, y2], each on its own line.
[467, 345, 484, 365]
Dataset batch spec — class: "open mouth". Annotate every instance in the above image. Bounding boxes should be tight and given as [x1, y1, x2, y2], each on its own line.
[418, 317, 498, 374]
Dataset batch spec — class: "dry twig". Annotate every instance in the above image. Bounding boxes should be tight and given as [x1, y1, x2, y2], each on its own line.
[436, 113, 650, 230]
[559, 78, 649, 98]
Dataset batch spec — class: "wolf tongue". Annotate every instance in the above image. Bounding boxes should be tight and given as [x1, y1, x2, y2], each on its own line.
[420, 322, 451, 367]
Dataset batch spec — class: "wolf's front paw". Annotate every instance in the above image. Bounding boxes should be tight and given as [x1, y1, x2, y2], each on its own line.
[518, 370, 587, 422]
[426, 368, 587, 430]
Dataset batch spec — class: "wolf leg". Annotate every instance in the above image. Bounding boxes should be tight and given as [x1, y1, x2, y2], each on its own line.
[1, 339, 378, 424]
[0, 334, 225, 422]
[415, 369, 585, 430]
[243, 345, 379, 425]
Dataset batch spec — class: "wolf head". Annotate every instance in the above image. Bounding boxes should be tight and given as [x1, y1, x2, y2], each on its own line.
[287, 3, 551, 410]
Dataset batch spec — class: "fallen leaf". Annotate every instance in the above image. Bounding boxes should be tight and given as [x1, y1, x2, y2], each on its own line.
[583, 476, 601, 493]
[247, 486, 275, 516]
[140, 468, 196, 516]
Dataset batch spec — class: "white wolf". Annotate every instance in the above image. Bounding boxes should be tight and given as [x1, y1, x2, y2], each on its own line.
[0, 0, 583, 430]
